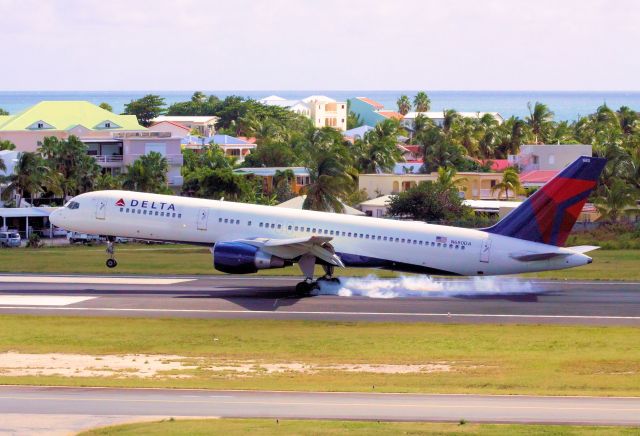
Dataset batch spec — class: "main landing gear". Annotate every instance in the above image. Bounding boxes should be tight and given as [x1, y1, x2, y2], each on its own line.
[294, 259, 341, 295]
[105, 237, 118, 269]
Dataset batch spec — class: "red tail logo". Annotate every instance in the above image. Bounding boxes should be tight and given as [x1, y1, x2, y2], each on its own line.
[115, 198, 125, 207]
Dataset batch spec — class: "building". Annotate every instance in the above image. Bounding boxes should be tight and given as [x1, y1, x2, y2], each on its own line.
[0, 101, 183, 188]
[183, 134, 256, 163]
[259, 95, 348, 131]
[401, 111, 504, 130]
[510, 144, 592, 173]
[147, 120, 191, 139]
[358, 172, 507, 200]
[348, 97, 404, 126]
[519, 170, 560, 188]
[233, 167, 311, 194]
[151, 115, 218, 137]
[277, 195, 365, 216]
[342, 125, 374, 141]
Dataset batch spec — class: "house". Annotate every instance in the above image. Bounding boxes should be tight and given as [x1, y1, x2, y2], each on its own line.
[277, 195, 365, 216]
[148, 120, 191, 139]
[259, 95, 348, 131]
[401, 111, 504, 130]
[0, 101, 183, 189]
[151, 115, 218, 137]
[233, 167, 311, 194]
[184, 134, 256, 163]
[510, 144, 592, 173]
[519, 170, 560, 188]
[342, 125, 374, 141]
[348, 97, 404, 126]
[358, 172, 507, 200]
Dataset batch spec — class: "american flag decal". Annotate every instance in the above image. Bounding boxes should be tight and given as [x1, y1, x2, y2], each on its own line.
[436, 236, 447, 243]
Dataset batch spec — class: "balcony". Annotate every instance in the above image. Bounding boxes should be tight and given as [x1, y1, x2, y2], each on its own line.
[112, 131, 172, 139]
[92, 155, 124, 167]
[128, 154, 184, 166]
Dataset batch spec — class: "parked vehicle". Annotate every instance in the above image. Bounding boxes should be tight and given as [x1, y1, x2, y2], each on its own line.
[67, 232, 102, 245]
[0, 231, 21, 248]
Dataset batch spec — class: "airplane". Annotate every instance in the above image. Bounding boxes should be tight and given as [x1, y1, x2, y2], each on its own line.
[50, 156, 606, 294]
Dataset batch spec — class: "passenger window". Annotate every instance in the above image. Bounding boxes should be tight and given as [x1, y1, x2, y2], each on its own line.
[431, 242, 435, 247]
[259, 223, 263, 227]
[461, 246, 465, 250]
[307, 227, 311, 232]
[248, 221, 252, 226]
[294, 226, 298, 231]
[365, 234, 369, 239]
[224, 218, 228, 223]
[342, 232, 346, 236]
[330, 230, 334, 235]
[271, 224, 275, 229]
[383, 236, 387, 241]
[288, 225, 292, 230]
[419, 241, 423, 245]
[160, 212, 164, 216]
[395, 238, 399, 242]
[348, 232, 352, 237]
[236, 220, 239, 225]
[437, 243, 441, 247]
[126, 208, 129, 213]
[143, 210, 147, 215]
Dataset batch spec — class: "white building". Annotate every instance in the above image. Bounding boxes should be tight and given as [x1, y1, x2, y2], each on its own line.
[259, 95, 347, 131]
[401, 111, 504, 130]
[510, 144, 593, 173]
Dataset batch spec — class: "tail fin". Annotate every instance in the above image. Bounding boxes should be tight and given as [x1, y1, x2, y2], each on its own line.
[485, 156, 606, 246]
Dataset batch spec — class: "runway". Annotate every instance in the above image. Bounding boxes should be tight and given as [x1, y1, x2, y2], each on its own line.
[0, 386, 639, 432]
[0, 274, 638, 325]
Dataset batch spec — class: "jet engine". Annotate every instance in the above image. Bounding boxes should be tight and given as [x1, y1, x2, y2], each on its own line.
[212, 242, 290, 274]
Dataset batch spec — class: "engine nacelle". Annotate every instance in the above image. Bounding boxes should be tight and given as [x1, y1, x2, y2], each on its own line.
[212, 242, 289, 274]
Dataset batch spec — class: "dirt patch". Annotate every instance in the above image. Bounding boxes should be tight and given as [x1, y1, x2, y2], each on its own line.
[0, 352, 455, 379]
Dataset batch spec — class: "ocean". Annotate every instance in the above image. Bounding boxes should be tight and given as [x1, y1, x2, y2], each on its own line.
[1, 91, 639, 122]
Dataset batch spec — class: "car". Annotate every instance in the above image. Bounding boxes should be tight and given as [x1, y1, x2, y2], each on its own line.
[0, 231, 21, 248]
[67, 232, 102, 245]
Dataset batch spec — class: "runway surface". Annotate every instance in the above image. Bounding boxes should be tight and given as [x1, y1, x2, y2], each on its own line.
[0, 386, 639, 432]
[0, 274, 638, 325]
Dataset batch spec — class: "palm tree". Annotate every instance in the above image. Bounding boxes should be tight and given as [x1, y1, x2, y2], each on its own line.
[0, 152, 49, 206]
[526, 102, 554, 144]
[452, 117, 480, 157]
[441, 109, 460, 135]
[122, 152, 169, 193]
[355, 121, 403, 174]
[491, 167, 523, 200]
[396, 95, 411, 116]
[435, 166, 465, 191]
[593, 178, 639, 223]
[95, 173, 122, 190]
[616, 106, 638, 135]
[413, 91, 431, 112]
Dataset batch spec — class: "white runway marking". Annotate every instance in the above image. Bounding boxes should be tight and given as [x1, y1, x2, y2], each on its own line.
[0, 296, 96, 306]
[0, 305, 638, 320]
[0, 276, 195, 285]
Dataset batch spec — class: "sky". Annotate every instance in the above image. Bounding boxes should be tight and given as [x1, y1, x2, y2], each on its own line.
[1, 0, 638, 91]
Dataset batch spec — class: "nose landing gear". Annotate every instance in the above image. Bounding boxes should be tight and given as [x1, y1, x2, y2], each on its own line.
[106, 237, 118, 268]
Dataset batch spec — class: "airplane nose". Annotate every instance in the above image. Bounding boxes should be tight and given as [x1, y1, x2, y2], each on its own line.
[49, 208, 64, 228]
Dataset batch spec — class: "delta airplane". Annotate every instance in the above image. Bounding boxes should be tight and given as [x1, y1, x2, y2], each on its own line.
[50, 156, 606, 294]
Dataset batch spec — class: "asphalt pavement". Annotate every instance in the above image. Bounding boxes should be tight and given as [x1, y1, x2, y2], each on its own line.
[0, 385, 639, 434]
[0, 274, 638, 325]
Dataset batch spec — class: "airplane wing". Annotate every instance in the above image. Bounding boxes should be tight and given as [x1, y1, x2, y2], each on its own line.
[233, 237, 345, 267]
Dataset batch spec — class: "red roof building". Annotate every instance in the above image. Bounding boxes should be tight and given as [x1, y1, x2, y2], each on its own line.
[355, 97, 384, 110]
[519, 170, 560, 187]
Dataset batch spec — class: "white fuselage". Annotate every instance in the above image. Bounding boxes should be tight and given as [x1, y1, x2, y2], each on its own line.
[50, 190, 592, 276]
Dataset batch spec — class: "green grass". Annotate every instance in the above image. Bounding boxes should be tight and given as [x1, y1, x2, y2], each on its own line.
[1, 316, 639, 396]
[0, 244, 637, 280]
[79, 418, 640, 436]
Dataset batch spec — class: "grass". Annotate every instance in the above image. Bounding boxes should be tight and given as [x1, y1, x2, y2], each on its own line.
[0, 243, 638, 280]
[79, 419, 640, 436]
[1, 315, 639, 396]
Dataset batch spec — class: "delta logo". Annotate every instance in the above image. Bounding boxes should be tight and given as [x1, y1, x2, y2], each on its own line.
[115, 198, 176, 211]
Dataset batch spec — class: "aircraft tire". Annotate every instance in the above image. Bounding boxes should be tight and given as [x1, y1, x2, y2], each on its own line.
[106, 258, 118, 269]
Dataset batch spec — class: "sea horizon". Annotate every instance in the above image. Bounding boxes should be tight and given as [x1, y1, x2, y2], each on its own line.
[2, 90, 639, 122]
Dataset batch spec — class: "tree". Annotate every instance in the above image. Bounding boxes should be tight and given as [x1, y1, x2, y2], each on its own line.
[301, 129, 354, 212]
[122, 152, 169, 193]
[526, 102, 554, 144]
[95, 173, 122, 190]
[273, 169, 296, 202]
[435, 166, 465, 192]
[354, 119, 403, 174]
[593, 178, 639, 223]
[413, 91, 431, 112]
[123, 95, 166, 127]
[0, 108, 8, 116]
[491, 167, 523, 200]
[441, 109, 460, 134]
[0, 152, 50, 206]
[99, 102, 113, 112]
[396, 95, 411, 116]
[0, 140, 16, 151]
[387, 181, 470, 223]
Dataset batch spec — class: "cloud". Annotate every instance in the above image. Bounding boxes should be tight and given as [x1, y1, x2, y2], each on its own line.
[0, 0, 638, 90]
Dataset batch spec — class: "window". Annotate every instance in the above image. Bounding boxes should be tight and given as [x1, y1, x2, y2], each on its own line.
[219, 218, 223, 222]
[161, 212, 164, 216]
[365, 234, 370, 239]
[126, 208, 129, 213]
[383, 236, 387, 241]
[395, 238, 399, 242]
[461, 246, 465, 250]
[437, 243, 441, 247]
[179, 214, 183, 219]
[342, 231, 346, 236]
[288, 225, 293, 230]
[105, 122, 111, 128]
[431, 242, 435, 247]
[377, 236, 381, 240]
[248, 221, 252, 226]
[143, 210, 147, 215]
[306, 227, 311, 232]
[119, 207, 123, 212]
[224, 218, 228, 223]
[172, 213, 176, 218]
[348, 232, 352, 237]
[271, 224, 275, 229]
[419, 241, 423, 245]
[37, 123, 44, 129]
[294, 226, 299, 231]
[401, 239, 405, 243]
[260, 223, 264, 227]
[277, 224, 282, 229]
[67, 201, 80, 210]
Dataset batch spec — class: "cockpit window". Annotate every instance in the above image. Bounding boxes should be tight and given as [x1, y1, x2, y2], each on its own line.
[67, 201, 80, 210]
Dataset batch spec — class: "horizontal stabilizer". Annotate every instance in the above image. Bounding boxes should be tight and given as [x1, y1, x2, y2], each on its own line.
[567, 245, 600, 254]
